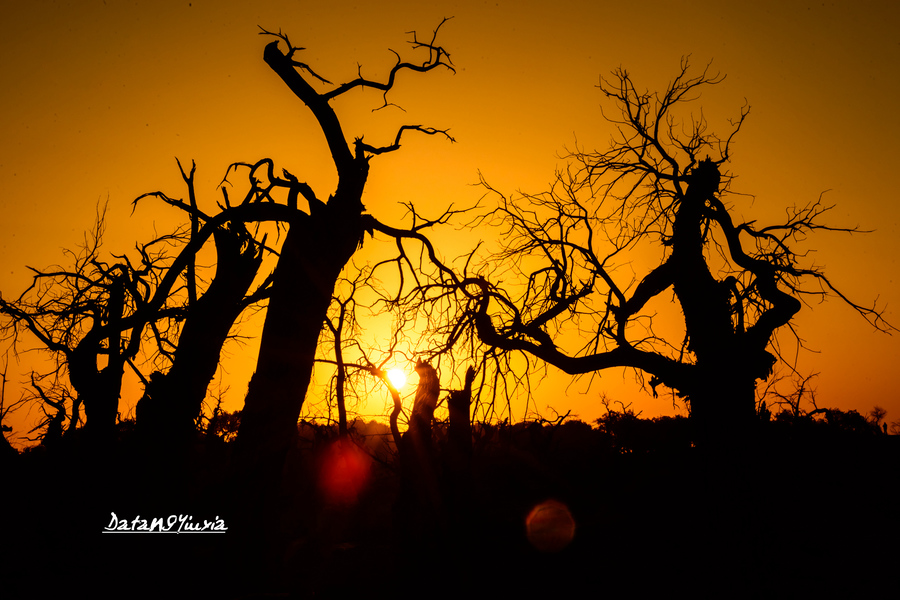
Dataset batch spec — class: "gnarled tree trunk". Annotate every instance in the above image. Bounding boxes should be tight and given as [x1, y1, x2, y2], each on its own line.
[69, 273, 128, 447]
[232, 199, 366, 481]
[136, 222, 262, 445]
[225, 29, 454, 571]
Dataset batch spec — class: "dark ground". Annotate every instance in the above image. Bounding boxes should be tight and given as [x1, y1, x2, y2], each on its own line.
[4, 415, 898, 599]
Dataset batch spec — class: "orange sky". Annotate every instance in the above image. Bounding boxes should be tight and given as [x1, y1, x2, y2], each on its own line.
[2, 0, 899, 444]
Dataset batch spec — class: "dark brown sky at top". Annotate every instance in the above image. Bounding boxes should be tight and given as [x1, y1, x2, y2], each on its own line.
[1, 0, 898, 442]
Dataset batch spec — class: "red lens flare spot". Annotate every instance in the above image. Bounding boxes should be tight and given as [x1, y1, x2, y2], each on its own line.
[525, 499, 576, 553]
[317, 438, 372, 505]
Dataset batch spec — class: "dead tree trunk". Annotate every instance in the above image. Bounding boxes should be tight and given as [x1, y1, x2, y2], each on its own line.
[396, 361, 443, 545]
[233, 202, 365, 489]
[444, 366, 475, 533]
[446, 366, 475, 481]
[232, 24, 453, 485]
[670, 160, 785, 445]
[68, 272, 129, 447]
[231, 39, 371, 489]
[136, 222, 262, 445]
[225, 29, 454, 572]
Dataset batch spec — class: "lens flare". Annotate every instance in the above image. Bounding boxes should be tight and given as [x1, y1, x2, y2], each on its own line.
[317, 438, 372, 505]
[386, 368, 406, 389]
[525, 499, 576, 552]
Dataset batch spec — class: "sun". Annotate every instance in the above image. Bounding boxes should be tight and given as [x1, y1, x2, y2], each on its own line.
[386, 368, 407, 389]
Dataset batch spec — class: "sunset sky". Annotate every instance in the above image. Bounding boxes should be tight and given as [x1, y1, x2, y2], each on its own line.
[2, 0, 899, 443]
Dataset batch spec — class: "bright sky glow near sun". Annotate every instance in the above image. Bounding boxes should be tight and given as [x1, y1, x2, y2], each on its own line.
[386, 369, 407, 391]
[1, 0, 899, 444]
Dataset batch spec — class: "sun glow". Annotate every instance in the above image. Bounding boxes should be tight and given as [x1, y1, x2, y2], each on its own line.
[386, 368, 407, 389]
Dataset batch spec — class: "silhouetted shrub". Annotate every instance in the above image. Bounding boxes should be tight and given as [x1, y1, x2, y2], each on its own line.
[206, 409, 242, 443]
[595, 411, 691, 454]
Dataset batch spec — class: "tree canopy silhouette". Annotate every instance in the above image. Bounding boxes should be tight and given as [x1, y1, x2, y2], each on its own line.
[427, 59, 893, 445]
[0, 204, 191, 447]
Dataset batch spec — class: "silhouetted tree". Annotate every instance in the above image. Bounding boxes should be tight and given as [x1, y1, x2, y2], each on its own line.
[434, 59, 893, 447]
[0, 206, 183, 446]
[231, 22, 456, 487]
[133, 160, 266, 446]
[868, 405, 887, 431]
[0, 171, 281, 450]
